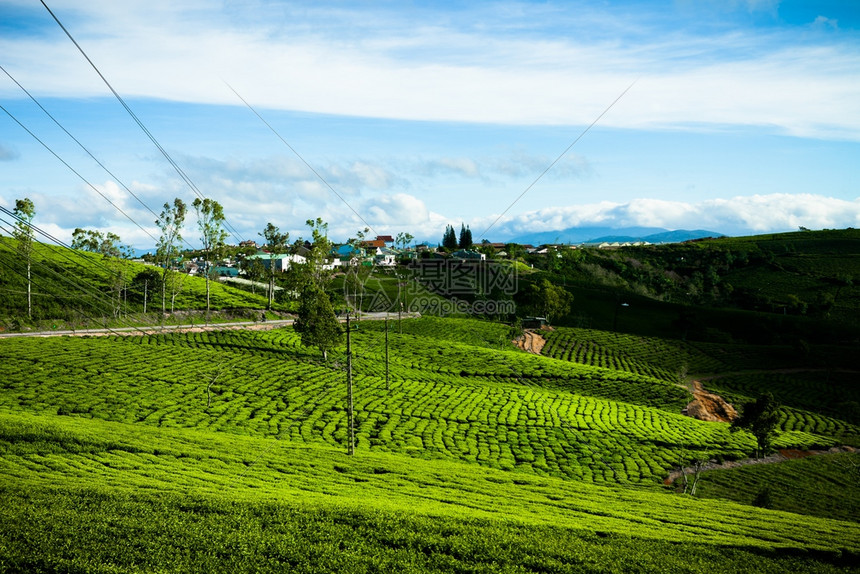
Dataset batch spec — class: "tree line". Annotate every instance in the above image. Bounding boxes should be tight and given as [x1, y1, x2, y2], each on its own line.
[1, 197, 344, 358]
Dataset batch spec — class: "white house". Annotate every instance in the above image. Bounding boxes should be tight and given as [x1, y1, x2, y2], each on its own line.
[248, 252, 307, 272]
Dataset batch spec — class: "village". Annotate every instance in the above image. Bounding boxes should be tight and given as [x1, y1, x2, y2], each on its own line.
[151, 233, 654, 283]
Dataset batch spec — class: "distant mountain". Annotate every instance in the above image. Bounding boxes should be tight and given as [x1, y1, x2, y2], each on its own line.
[509, 226, 724, 245]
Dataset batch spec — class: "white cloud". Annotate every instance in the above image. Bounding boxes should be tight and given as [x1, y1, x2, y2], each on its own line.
[477, 194, 860, 239]
[812, 16, 839, 31]
[2, 1, 858, 139]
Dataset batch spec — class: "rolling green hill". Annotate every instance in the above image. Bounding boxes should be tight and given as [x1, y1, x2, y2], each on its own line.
[0, 237, 277, 331]
[527, 228, 860, 343]
[2, 316, 859, 571]
[3, 229, 860, 571]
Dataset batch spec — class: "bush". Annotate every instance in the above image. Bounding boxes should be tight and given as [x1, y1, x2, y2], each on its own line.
[752, 486, 773, 509]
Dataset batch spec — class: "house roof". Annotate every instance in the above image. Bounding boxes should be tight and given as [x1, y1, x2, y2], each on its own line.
[333, 244, 362, 256]
[451, 249, 484, 259]
[248, 253, 305, 261]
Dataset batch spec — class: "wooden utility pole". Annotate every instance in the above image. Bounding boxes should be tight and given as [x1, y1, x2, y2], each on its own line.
[346, 313, 355, 456]
[385, 316, 390, 390]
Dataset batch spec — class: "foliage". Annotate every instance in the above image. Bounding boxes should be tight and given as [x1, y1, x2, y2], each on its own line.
[258, 222, 289, 310]
[155, 198, 187, 313]
[293, 287, 343, 359]
[192, 197, 228, 314]
[442, 224, 457, 250]
[395, 231, 414, 250]
[71, 228, 132, 258]
[731, 393, 782, 457]
[692, 452, 860, 523]
[752, 486, 773, 509]
[519, 278, 573, 323]
[2, 309, 860, 570]
[0, 321, 844, 486]
[1, 414, 857, 573]
[458, 223, 472, 249]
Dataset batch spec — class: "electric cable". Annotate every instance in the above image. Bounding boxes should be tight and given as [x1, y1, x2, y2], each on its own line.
[39, 0, 245, 245]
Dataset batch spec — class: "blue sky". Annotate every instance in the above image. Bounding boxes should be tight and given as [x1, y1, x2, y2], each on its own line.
[1, 0, 858, 248]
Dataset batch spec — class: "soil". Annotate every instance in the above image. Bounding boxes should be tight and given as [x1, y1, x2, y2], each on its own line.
[514, 329, 547, 355]
[681, 380, 738, 423]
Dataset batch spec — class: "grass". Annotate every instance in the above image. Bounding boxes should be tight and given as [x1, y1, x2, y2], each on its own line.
[0, 237, 279, 331]
[689, 452, 860, 523]
[1, 411, 858, 573]
[2, 311, 859, 571]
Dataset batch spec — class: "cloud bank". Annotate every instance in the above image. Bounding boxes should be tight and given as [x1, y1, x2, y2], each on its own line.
[1, 1, 858, 139]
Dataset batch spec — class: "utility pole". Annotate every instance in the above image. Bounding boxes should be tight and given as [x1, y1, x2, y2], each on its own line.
[385, 315, 390, 390]
[346, 313, 355, 456]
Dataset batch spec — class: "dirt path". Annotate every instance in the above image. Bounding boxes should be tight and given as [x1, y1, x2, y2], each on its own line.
[514, 330, 547, 354]
[0, 312, 421, 339]
[664, 445, 856, 485]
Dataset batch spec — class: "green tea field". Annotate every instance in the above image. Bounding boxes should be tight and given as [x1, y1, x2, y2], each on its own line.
[1, 316, 858, 572]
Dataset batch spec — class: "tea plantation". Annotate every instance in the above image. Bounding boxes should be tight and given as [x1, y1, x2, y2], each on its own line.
[1, 315, 858, 572]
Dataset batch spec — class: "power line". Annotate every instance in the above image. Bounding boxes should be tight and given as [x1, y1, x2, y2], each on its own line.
[0, 102, 160, 245]
[0, 64, 165, 230]
[39, 0, 245, 245]
[478, 80, 637, 239]
[0, 211, 153, 329]
[223, 81, 377, 236]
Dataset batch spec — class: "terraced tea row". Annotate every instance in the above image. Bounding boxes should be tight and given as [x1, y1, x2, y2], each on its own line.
[2, 410, 857, 559]
[690, 451, 860, 523]
[541, 326, 842, 378]
[0, 328, 840, 486]
[704, 371, 860, 424]
[541, 328, 728, 376]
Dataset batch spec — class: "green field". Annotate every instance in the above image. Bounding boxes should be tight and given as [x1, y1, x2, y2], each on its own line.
[2, 314, 859, 571]
[3, 228, 860, 571]
[0, 237, 278, 331]
[687, 452, 860, 523]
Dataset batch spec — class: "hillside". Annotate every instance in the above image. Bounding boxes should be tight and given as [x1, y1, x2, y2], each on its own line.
[0, 237, 278, 331]
[519, 228, 860, 345]
[1, 316, 859, 571]
[2, 230, 860, 571]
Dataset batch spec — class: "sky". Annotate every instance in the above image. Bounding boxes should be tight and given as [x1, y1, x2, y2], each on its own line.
[1, 0, 859, 249]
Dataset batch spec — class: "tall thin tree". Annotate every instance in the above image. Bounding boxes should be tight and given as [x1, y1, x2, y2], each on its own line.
[12, 198, 35, 319]
[155, 198, 187, 314]
[259, 223, 289, 310]
[193, 198, 228, 317]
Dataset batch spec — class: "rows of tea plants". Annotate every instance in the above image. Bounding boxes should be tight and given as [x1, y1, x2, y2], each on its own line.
[0, 328, 841, 486]
[354, 315, 516, 350]
[690, 451, 860, 523]
[700, 373, 860, 445]
[542, 326, 845, 378]
[705, 371, 860, 421]
[541, 327, 728, 379]
[348, 330, 691, 412]
[2, 412, 857, 573]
